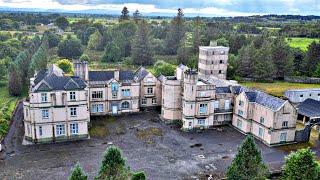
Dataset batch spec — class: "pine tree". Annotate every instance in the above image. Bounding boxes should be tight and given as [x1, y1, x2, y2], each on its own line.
[226, 135, 269, 180]
[177, 33, 193, 65]
[131, 20, 153, 66]
[95, 146, 130, 180]
[282, 148, 319, 180]
[69, 163, 87, 180]
[237, 43, 256, 78]
[8, 62, 23, 96]
[165, 8, 185, 55]
[192, 16, 201, 53]
[253, 42, 276, 81]
[304, 41, 320, 76]
[119, 7, 130, 21]
[133, 10, 141, 23]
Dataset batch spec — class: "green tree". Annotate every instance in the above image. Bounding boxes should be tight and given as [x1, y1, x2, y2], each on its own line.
[0, 59, 7, 81]
[87, 30, 104, 51]
[55, 16, 69, 30]
[165, 8, 185, 55]
[43, 30, 61, 48]
[227, 54, 239, 80]
[56, 59, 73, 74]
[304, 41, 320, 76]
[69, 163, 87, 180]
[217, 37, 229, 47]
[8, 62, 23, 96]
[58, 35, 83, 59]
[29, 45, 48, 76]
[96, 146, 130, 180]
[81, 27, 97, 45]
[102, 43, 121, 63]
[131, 20, 153, 66]
[80, 54, 90, 62]
[133, 10, 141, 23]
[153, 60, 175, 76]
[177, 33, 193, 65]
[119, 7, 130, 21]
[112, 21, 137, 57]
[253, 42, 276, 81]
[227, 135, 269, 180]
[237, 43, 256, 78]
[192, 16, 202, 53]
[131, 171, 146, 180]
[282, 148, 319, 180]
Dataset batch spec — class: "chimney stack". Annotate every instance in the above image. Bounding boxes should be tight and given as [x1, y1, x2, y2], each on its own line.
[114, 65, 120, 81]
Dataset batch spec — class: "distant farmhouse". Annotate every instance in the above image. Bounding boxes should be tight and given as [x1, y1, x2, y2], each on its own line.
[24, 45, 300, 146]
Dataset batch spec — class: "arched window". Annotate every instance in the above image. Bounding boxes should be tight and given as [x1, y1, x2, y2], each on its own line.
[122, 101, 129, 109]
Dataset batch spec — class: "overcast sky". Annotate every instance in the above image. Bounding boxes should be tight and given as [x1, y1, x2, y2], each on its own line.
[0, 0, 320, 16]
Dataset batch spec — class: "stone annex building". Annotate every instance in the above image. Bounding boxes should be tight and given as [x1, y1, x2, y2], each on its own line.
[23, 45, 297, 146]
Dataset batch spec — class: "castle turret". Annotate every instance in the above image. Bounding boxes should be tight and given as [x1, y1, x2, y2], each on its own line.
[73, 60, 88, 81]
[183, 69, 198, 101]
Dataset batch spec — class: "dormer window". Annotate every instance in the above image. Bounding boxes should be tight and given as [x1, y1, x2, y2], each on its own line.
[41, 93, 48, 102]
[111, 83, 119, 91]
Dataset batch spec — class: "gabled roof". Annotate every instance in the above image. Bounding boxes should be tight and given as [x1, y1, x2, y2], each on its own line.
[157, 74, 165, 83]
[243, 90, 286, 111]
[298, 99, 320, 118]
[216, 87, 231, 94]
[33, 65, 86, 92]
[134, 66, 149, 82]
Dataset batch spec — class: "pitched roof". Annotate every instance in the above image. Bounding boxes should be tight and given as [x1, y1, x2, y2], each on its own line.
[157, 74, 165, 83]
[216, 87, 231, 94]
[298, 99, 320, 118]
[134, 67, 149, 82]
[88, 70, 135, 82]
[244, 90, 286, 111]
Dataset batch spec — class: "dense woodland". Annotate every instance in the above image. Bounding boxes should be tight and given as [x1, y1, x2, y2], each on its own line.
[0, 9, 320, 97]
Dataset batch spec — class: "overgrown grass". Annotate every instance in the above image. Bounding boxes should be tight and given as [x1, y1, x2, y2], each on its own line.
[241, 81, 320, 97]
[135, 127, 163, 144]
[0, 81, 19, 139]
[286, 37, 320, 51]
[89, 116, 116, 138]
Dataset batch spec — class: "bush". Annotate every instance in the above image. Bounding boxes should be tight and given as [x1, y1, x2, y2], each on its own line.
[131, 171, 146, 180]
[56, 59, 73, 74]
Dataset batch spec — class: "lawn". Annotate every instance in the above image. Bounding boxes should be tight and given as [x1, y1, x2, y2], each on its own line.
[286, 37, 320, 51]
[0, 81, 19, 139]
[241, 81, 320, 97]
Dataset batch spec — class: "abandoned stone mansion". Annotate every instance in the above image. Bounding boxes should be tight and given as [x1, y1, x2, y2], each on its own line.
[23, 45, 298, 146]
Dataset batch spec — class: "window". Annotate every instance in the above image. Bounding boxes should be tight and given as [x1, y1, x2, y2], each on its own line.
[260, 117, 265, 124]
[224, 100, 230, 110]
[239, 100, 244, 107]
[211, 70, 213, 74]
[219, 70, 222, 74]
[111, 83, 118, 91]
[212, 51, 215, 55]
[219, 60, 223, 64]
[56, 124, 65, 136]
[310, 93, 312, 96]
[112, 92, 117, 99]
[92, 91, 103, 99]
[189, 122, 192, 127]
[122, 89, 131, 97]
[70, 123, 79, 134]
[69, 91, 76, 101]
[147, 87, 153, 94]
[214, 101, 219, 109]
[258, 127, 264, 138]
[237, 119, 242, 128]
[92, 104, 104, 113]
[198, 119, 205, 125]
[214, 115, 218, 120]
[238, 110, 244, 116]
[224, 114, 229, 120]
[318, 93, 320, 96]
[41, 93, 47, 102]
[122, 101, 129, 109]
[39, 126, 43, 136]
[280, 132, 287, 142]
[42, 109, 49, 119]
[152, 98, 157, 104]
[70, 107, 77, 117]
[300, 94, 303, 98]
[199, 104, 207, 114]
[141, 99, 147, 105]
[282, 121, 288, 128]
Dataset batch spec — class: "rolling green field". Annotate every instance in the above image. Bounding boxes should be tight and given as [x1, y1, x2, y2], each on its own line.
[0, 81, 19, 139]
[241, 81, 320, 97]
[286, 37, 320, 51]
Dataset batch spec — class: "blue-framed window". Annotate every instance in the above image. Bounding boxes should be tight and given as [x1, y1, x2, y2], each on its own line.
[199, 104, 207, 114]
[122, 89, 131, 97]
[111, 83, 119, 91]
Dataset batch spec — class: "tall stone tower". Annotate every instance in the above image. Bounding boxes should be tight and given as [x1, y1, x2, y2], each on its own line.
[73, 60, 89, 81]
[198, 46, 229, 79]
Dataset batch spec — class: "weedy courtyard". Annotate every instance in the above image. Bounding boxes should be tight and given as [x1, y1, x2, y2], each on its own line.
[0, 103, 319, 179]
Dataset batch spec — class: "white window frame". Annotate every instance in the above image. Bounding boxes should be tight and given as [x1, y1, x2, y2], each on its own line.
[42, 109, 49, 119]
[280, 132, 287, 142]
[260, 117, 265, 124]
[70, 107, 77, 117]
[214, 101, 219, 109]
[198, 119, 205, 125]
[282, 121, 288, 128]
[141, 99, 147, 105]
[41, 93, 48, 102]
[224, 100, 230, 110]
[152, 98, 157, 104]
[237, 119, 242, 128]
[56, 124, 65, 136]
[122, 101, 130, 109]
[92, 104, 104, 113]
[92, 91, 103, 99]
[147, 87, 153, 94]
[69, 91, 76, 101]
[39, 126, 43, 136]
[199, 104, 207, 114]
[121, 89, 131, 97]
[258, 127, 264, 138]
[70, 123, 79, 135]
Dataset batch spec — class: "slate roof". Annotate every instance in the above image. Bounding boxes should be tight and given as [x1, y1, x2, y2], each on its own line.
[298, 99, 320, 118]
[244, 90, 286, 111]
[134, 67, 149, 82]
[33, 65, 86, 92]
[216, 87, 231, 94]
[157, 74, 165, 83]
[88, 70, 135, 82]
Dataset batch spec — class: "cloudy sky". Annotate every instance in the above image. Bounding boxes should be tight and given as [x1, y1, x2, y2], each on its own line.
[0, 0, 319, 16]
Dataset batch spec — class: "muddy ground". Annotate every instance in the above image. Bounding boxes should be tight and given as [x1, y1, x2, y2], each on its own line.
[0, 103, 318, 180]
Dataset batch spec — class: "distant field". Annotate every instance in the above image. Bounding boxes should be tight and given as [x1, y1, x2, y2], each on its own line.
[241, 81, 320, 97]
[0, 81, 19, 139]
[286, 37, 320, 51]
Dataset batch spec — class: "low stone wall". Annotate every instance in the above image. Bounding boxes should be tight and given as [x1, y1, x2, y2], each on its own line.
[285, 76, 320, 84]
